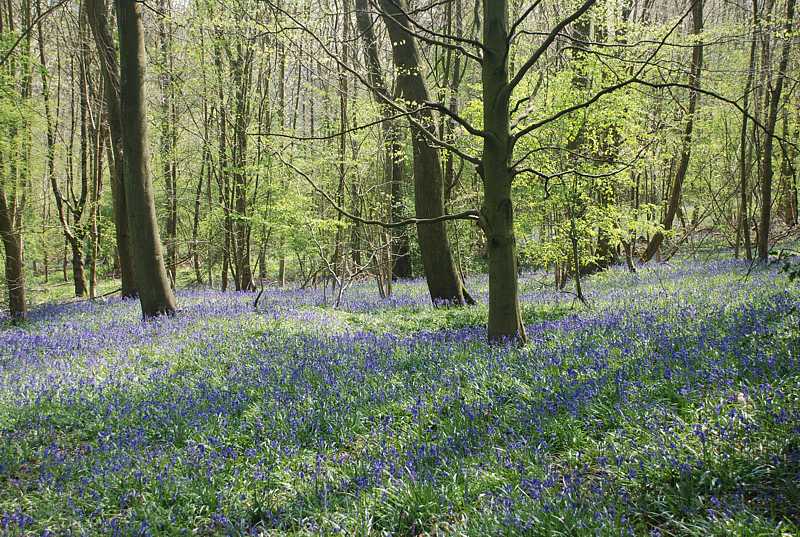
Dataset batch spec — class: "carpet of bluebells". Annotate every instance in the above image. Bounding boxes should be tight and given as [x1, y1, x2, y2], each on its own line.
[1, 260, 799, 536]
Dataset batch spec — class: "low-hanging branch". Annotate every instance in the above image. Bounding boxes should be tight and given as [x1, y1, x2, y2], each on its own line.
[277, 152, 481, 229]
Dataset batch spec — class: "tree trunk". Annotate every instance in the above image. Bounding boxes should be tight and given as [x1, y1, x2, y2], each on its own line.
[157, 0, 177, 286]
[757, 0, 796, 261]
[213, 35, 232, 291]
[642, 0, 704, 262]
[75, 16, 90, 298]
[84, 0, 137, 297]
[482, 2, 525, 341]
[779, 105, 799, 226]
[738, 0, 758, 261]
[0, 192, 26, 320]
[192, 153, 205, 284]
[115, 0, 177, 317]
[230, 44, 255, 291]
[69, 237, 87, 297]
[378, 0, 470, 304]
[355, 0, 412, 280]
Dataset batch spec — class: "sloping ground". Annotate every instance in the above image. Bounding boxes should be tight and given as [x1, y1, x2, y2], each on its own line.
[0, 261, 798, 536]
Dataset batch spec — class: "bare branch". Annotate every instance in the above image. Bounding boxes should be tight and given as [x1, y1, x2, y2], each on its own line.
[277, 152, 480, 229]
[508, 0, 597, 93]
[371, 0, 485, 62]
[249, 108, 425, 140]
[508, 1, 545, 43]
[263, 0, 482, 165]
[424, 100, 491, 139]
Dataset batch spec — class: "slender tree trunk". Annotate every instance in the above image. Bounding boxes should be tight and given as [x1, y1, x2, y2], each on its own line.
[378, 0, 471, 305]
[213, 36, 232, 291]
[778, 102, 798, 226]
[75, 15, 92, 298]
[738, 0, 758, 260]
[115, 0, 177, 317]
[642, 0, 704, 262]
[2, 0, 31, 319]
[85, 0, 137, 297]
[192, 153, 205, 284]
[758, 0, 796, 261]
[89, 127, 104, 299]
[158, 0, 177, 286]
[355, 0, 412, 279]
[482, 2, 525, 341]
[779, 105, 799, 226]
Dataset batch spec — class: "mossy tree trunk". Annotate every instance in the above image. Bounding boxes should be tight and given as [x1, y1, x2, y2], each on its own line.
[0, 192, 26, 320]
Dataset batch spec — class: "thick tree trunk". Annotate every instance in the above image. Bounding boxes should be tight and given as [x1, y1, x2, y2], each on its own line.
[85, 0, 137, 297]
[115, 0, 177, 317]
[69, 238, 87, 297]
[757, 0, 796, 261]
[0, 194, 26, 319]
[642, 0, 704, 262]
[378, 0, 469, 304]
[482, 2, 525, 342]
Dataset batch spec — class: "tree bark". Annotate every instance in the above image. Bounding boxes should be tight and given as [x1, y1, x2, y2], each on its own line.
[354, 0, 412, 279]
[482, 2, 525, 341]
[192, 152, 205, 284]
[157, 0, 178, 286]
[378, 0, 470, 305]
[115, 0, 177, 317]
[737, 0, 758, 260]
[229, 44, 255, 291]
[757, 0, 796, 261]
[642, 0, 704, 262]
[0, 190, 26, 320]
[84, 0, 137, 297]
[213, 33, 232, 291]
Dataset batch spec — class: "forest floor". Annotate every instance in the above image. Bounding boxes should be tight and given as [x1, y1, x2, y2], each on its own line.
[1, 261, 799, 536]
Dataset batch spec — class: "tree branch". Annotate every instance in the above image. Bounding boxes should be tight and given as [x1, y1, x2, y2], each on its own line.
[508, 0, 597, 92]
[278, 152, 480, 229]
